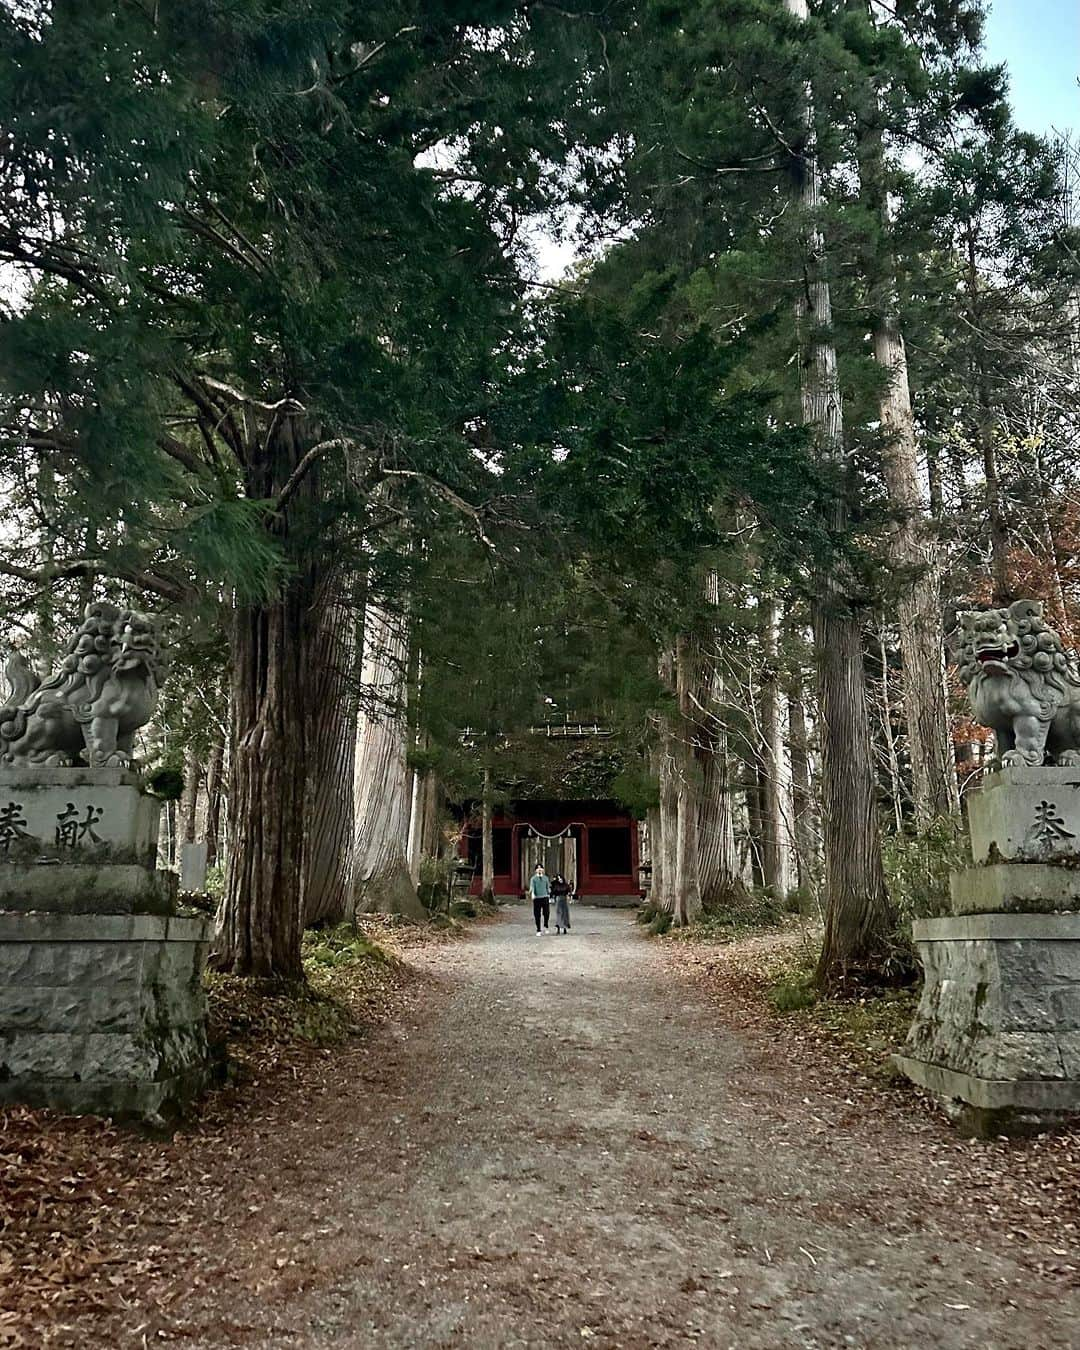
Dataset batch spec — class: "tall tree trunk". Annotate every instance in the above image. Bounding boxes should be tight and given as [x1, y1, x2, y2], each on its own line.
[353, 602, 425, 920]
[673, 632, 703, 926]
[654, 649, 680, 915]
[695, 572, 747, 909]
[786, 666, 815, 894]
[406, 767, 424, 884]
[215, 416, 336, 978]
[859, 116, 958, 828]
[217, 586, 314, 978]
[179, 743, 201, 845]
[873, 312, 958, 827]
[659, 754, 679, 914]
[419, 769, 441, 861]
[646, 801, 663, 909]
[757, 593, 785, 895]
[406, 764, 441, 882]
[962, 225, 1012, 604]
[785, 0, 893, 985]
[303, 587, 360, 927]
[877, 623, 905, 835]
[698, 749, 742, 906]
[743, 754, 766, 890]
[481, 759, 495, 903]
[204, 737, 225, 868]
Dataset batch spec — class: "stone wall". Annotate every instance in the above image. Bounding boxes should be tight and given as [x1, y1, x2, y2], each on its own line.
[0, 912, 214, 1118]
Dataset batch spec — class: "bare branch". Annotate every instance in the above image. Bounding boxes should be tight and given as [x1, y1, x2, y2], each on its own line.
[274, 438, 355, 513]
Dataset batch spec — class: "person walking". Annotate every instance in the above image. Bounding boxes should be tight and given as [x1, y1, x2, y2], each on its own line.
[528, 864, 550, 935]
[551, 872, 572, 934]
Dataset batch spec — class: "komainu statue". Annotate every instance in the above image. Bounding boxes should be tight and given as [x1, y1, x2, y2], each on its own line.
[0, 602, 163, 768]
[957, 599, 1080, 767]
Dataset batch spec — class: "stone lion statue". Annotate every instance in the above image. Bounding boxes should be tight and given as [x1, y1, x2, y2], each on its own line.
[957, 599, 1080, 767]
[0, 602, 163, 768]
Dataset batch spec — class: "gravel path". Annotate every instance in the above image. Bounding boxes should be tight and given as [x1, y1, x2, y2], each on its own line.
[158, 906, 1078, 1348]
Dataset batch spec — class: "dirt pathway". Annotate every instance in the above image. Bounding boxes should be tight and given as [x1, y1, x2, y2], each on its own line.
[113, 907, 1080, 1347]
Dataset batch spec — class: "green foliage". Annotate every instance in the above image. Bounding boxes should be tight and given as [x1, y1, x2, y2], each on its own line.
[145, 766, 186, 801]
[417, 855, 454, 912]
[303, 925, 389, 970]
[882, 817, 969, 924]
[767, 973, 818, 1014]
[0, 1, 597, 625]
[648, 909, 673, 936]
[610, 766, 659, 819]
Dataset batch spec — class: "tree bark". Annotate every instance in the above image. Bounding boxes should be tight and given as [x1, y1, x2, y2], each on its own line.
[743, 754, 766, 890]
[216, 586, 314, 979]
[961, 225, 1012, 605]
[646, 802, 663, 909]
[877, 623, 905, 835]
[659, 754, 679, 914]
[695, 572, 748, 910]
[757, 594, 786, 895]
[480, 759, 495, 903]
[785, 0, 893, 984]
[654, 649, 680, 916]
[214, 415, 346, 979]
[419, 769, 441, 861]
[859, 113, 958, 829]
[874, 315, 958, 827]
[786, 667, 816, 894]
[353, 602, 425, 920]
[303, 587, 360, 927]
[204, 738, 225, 868]
[698, 748, 742, 905]
[673, 632, 703, 926]
[179, 743, 201, 845]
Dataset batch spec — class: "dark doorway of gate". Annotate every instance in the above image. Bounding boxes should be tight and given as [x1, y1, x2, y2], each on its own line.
[460, 799, 642, 905]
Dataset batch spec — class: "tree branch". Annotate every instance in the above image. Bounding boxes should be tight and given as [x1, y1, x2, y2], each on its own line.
[0, 558, 197, 607]
[376, 467, 497, 551]
[274, 438, 354, 513]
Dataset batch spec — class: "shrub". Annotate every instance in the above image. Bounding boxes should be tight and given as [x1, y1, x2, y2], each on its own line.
[303, 924, 388, 970]
[883, 816, 968, 925]
[417, 855, 454, 911]
[767, 973, 817, 1013]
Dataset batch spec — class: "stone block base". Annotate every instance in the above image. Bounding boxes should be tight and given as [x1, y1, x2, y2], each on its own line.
[950, 863, 1080, 915]
[897, 913, 1080, 1135]
[0, 912, 215, 1121]
[892, 1055, 1080, 1137]
[0, 767, 161, 866]
[0, 862, 177, 914]
[968, 766, 1080, 864]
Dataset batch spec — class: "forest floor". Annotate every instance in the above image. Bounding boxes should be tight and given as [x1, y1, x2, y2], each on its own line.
[5, 905, 1080, 1349]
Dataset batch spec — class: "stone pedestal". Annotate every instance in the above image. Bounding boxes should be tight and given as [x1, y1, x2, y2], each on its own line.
[896, 769, 1080, 1135]
[0, 768, 215, 1121]
[0, 912, 214, 1118]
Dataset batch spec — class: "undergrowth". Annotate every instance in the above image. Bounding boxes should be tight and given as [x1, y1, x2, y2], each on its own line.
[639, 888, 807, 944]
[761, 943, 918, 1075]
[882, 816, 968, 926]
[206, 925, 405, 1052]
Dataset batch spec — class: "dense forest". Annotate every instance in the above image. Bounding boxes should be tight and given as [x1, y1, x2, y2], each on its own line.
[1, 0, 1077, 991]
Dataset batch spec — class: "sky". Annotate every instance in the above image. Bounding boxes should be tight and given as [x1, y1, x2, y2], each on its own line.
[983, 0, 1078, 138]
